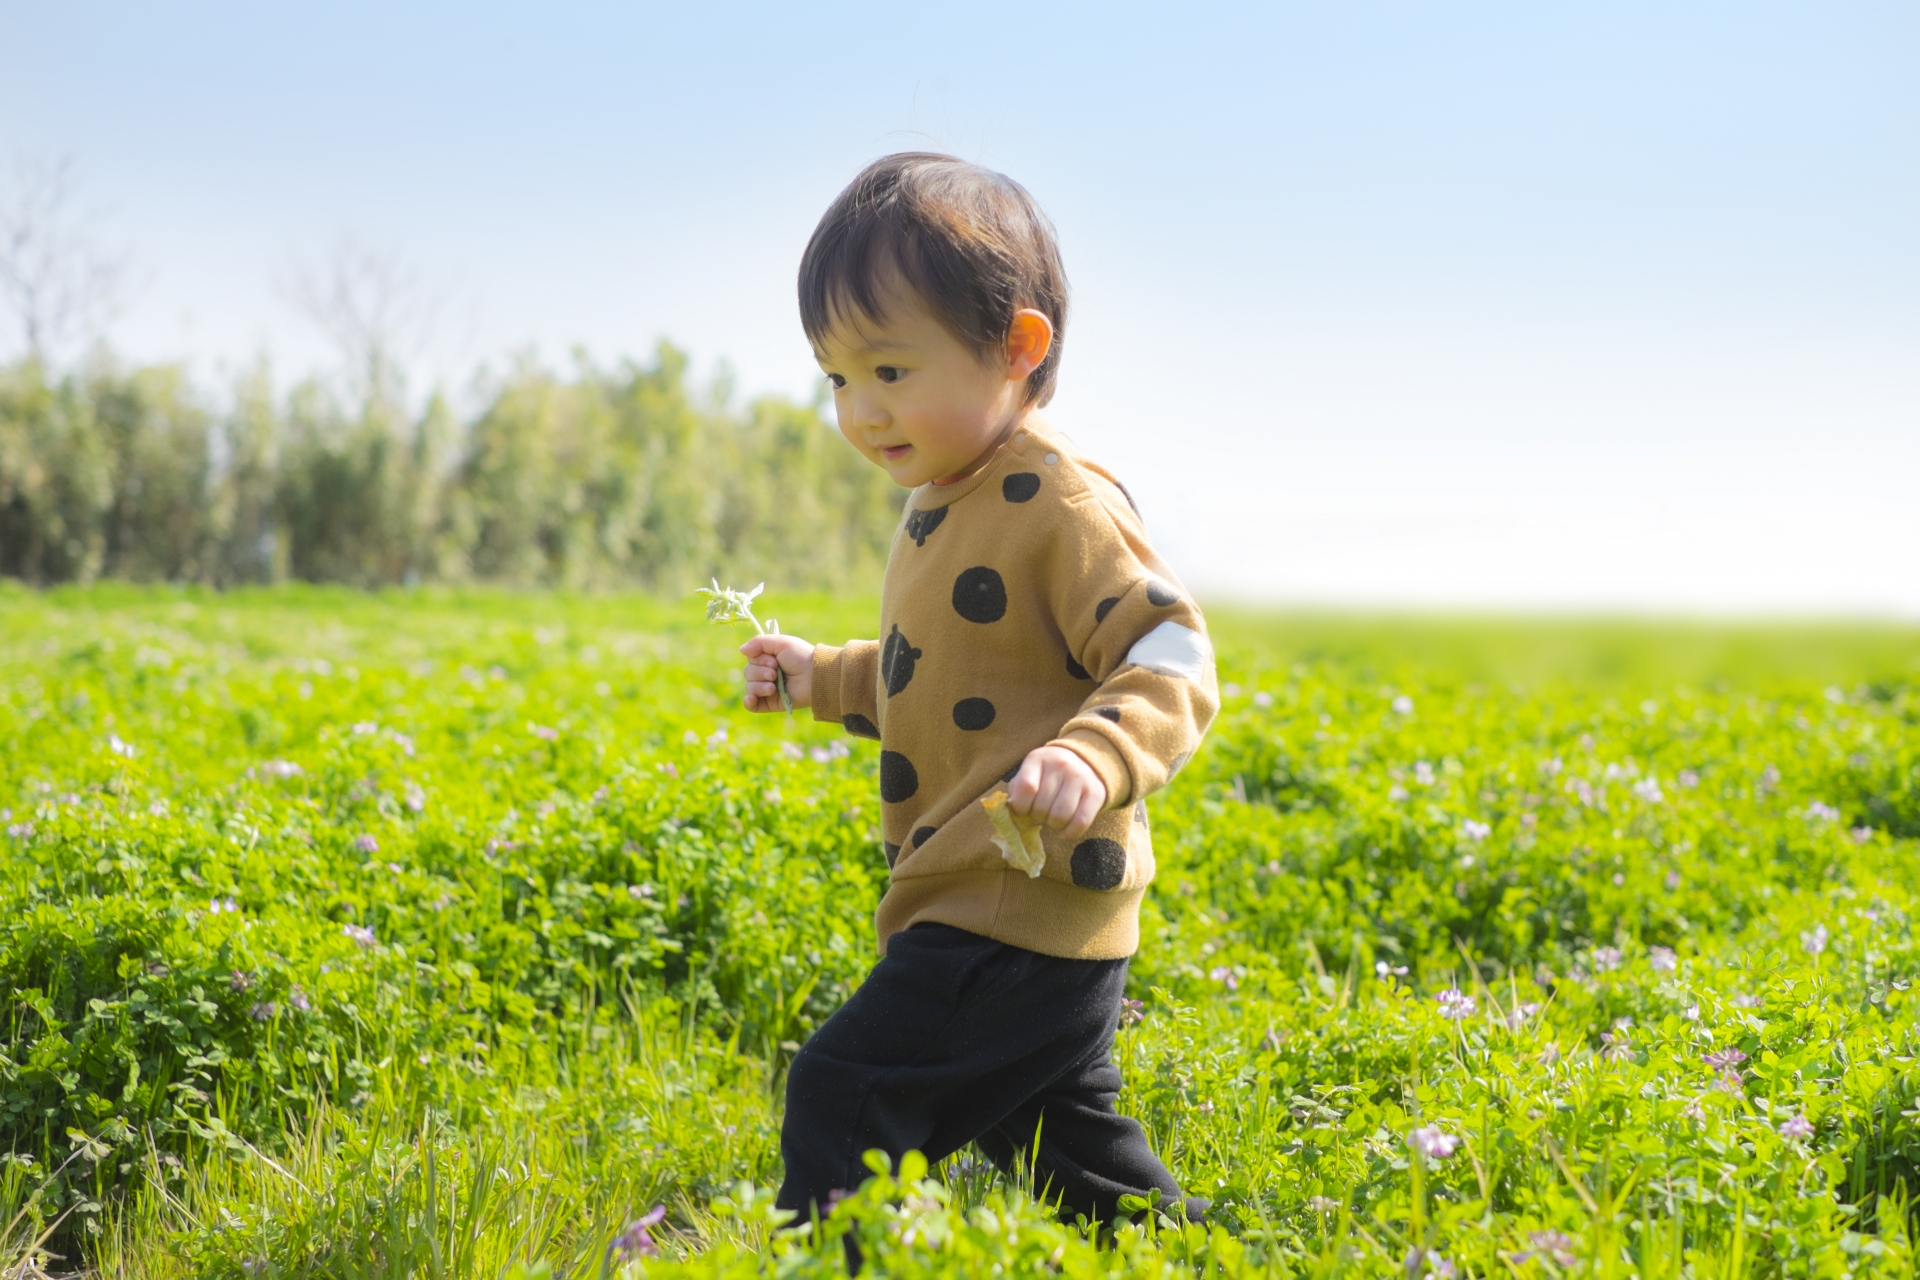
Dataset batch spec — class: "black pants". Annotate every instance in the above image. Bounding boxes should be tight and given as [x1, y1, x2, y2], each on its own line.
[777, 922, 1187, 1225]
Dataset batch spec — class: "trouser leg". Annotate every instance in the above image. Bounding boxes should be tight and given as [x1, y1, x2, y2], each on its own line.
[973, 1049, 1186, 1224]
[775, 922, 1186, 1226]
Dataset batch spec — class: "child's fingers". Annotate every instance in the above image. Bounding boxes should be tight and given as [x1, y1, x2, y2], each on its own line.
[1061, 786, 1103, 839]
[1027, 768, 1069, 826]
[1007, 754, 1045, 812]
[1043, 774, 1090, 831]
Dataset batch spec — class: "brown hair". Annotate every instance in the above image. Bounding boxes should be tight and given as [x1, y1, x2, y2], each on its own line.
[799, 153, 1069, 406]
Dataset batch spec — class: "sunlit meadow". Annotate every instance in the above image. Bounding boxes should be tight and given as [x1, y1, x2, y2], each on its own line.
[2, 586, 1918, 1277]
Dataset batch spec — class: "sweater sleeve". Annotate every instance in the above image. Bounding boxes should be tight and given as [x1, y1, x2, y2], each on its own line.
[1044, 490, 1219, 809]
[809, 640, 882, 740]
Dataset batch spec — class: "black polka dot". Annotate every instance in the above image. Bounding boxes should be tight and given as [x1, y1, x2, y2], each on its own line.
[879, 752, 919, 803]
[952, 567, 1007, 623]
[1146, 580, 1180, 607]
[912, 825, 938, 849]
[1002, 472, 1041, 502]
[904, 507, 947, 547]
[1071, 838, 1127, 890]
[1133, 801, 1148, 827]
[885, 841, 901, 868]
[1095, 596, 1120, 623]
[1001, 762, 1021, 783]
[843, 714, 880, 740]
[1095, 706, 1121, 723]
[881, 625, 922, 697]
[1066, 657, 1092, 680]
[952, 697, 996, 731]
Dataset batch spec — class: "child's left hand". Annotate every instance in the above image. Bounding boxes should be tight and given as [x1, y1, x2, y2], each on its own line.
[1007, 745, 1107, 840]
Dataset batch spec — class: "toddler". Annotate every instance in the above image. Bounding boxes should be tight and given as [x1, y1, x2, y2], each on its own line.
[740, 152, 1218, 1227]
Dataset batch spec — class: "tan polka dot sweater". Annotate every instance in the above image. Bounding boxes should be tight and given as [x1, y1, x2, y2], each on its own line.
[809, 420, 1219, 960]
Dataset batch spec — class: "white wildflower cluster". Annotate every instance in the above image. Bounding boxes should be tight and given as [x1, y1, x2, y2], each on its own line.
[1408, 1126, 1458, 1160]
[1435, 988, 1475, 1020]
[698, 580, 792, 711]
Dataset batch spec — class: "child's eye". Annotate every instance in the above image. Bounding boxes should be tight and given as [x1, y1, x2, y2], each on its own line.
[875, 366, 905, 384]
[825, 373, 846, 389]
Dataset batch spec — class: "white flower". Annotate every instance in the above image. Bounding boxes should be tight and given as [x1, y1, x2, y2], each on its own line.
[1805, 801, 1840, 822]
[1779, 1113, 1813, 1141]
[1462, 820, 1491, 842]
[1414, 761, 1435, 786]
[1436, 988, 1476, 1020]
[1388, 784, 1409, 802]
[530, 724, 558, 742]
[108, 734, 137, 758]
[1648, 946, 1676, 972]
[1801, 924, 1829, 956]
[706, 727, 729, 747]
[1252, 691, 1273, 708]
[780, 742, 804, 760]
[1408, 1126, 1458, 1160]
[1391, 695, 1414, 715]
[1591, 947, 1622, 972]
[1375, 960, 1408, 978]
[354, 833, 379, 854]
[1506, 1002, 1540, 1029]
[261, 760, 303, 779]
[1632, 777, 1664, 803]
[343, 923, 377, 947]
[1209, 965, 1239, 992]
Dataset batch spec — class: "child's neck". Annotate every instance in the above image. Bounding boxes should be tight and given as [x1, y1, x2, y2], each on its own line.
[931, 412, 1042, 486]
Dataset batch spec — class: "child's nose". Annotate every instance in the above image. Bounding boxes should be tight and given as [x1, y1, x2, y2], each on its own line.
[852, 391, 890, 431]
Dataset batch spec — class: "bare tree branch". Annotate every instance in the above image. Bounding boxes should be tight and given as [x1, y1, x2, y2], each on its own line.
[0, 153, 130, 364]
[282, 234, 447, 407]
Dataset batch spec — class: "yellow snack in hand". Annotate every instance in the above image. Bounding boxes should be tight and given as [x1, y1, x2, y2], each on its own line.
[982, 789, 1046, 878]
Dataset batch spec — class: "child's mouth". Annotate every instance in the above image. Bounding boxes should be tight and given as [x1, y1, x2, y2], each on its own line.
[882, 445, 912, 461]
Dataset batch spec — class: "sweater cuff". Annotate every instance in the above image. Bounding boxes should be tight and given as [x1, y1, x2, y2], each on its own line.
[809, 644, 847, 725]
[1054, 729, 1134, 810]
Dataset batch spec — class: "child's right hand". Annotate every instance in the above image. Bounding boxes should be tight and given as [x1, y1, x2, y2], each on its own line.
[740, 634, 814, 712]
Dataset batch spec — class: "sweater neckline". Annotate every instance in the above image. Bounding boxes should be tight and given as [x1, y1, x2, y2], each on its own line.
[909, 420, 1059, 512]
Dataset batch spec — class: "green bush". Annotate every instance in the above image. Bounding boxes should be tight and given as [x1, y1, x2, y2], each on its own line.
[0, 347, 901, 591]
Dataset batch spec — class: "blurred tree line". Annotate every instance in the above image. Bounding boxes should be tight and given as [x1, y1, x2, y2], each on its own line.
[0, 346, 902, 590]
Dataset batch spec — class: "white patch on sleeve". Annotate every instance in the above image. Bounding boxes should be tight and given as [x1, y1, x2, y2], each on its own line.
[1125, 621, 1212, 683]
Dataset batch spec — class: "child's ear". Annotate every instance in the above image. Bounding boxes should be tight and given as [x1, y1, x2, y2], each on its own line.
[1004, 309, 1053, 382]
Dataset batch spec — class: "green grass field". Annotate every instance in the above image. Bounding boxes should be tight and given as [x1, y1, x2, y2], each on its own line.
[3, 585, 1918, 1277]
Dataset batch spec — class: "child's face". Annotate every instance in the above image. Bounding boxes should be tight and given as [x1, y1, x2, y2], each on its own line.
[813, 284, 1050, 488]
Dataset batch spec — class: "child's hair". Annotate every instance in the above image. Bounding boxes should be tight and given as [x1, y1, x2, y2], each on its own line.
[799, 153, 1069, 406]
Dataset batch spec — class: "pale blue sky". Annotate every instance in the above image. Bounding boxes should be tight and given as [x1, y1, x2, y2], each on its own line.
[5, 2, 1916, 611]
